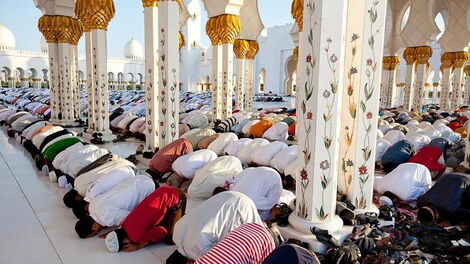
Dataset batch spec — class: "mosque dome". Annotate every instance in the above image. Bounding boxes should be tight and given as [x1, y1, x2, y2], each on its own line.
[124, 37, 143, 59]
[40, 37, 48, 53]
[0, 24, 16, 51]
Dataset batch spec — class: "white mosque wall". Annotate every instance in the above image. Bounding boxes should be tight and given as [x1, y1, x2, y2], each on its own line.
[254, 23, 295, 95]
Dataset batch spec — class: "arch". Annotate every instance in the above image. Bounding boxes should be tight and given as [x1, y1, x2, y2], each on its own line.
[15, 67, 25, 79]
[137, 73, 143, 84]
[258, 68, 266, 93]
[434, 11, 446, 41]
[2, 67, 11, 79]
[127, 72, 134, 82]
[283, 55, 297, 95]
[28, 68, 37, 79]
[78, 70, 84, 80]
[42, 69, 48, 81]
[108, 72, 115, 81]
[117, 72, 124, 82]
[400, 5, 411, 32]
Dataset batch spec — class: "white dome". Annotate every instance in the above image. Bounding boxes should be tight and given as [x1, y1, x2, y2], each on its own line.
[0, 24, 16, 51]
[40, 37, 48, 53]
[124, 37, 143, 59]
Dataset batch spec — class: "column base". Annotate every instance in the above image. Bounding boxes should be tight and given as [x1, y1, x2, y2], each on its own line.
[49, 118, 62, 125]
[288, 213, 344, 234]
[60, 119, 79, 127]
[82, 130, 116, 143]
[275, 222, 352, 254]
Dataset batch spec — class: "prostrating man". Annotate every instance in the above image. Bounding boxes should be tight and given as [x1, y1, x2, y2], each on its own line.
[104, 186, 186, 252]
[167, 191, 262, 263]
[74, 175, 155, 238]
[193, 223, 278, 264]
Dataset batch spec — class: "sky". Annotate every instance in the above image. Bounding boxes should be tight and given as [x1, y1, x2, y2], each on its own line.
[1, 0, 293, 57]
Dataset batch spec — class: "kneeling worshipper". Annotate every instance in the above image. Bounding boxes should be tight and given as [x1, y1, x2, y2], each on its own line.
[0, 109, 16, 124]
[63, 157, 136, 208]
[74, 175, 155, 238]
[193, 223, 281, 264]
[49, 140, 85, 180]
[148, 138, 193, 179]
[375, 163, 432, 206]
[186, 156, 243, 201]
[261, 244, 321, 264]
[167, 191, 262, 263]
[104, 186, 186, 252]
[39, 136, 81, 169]
[417, 173, 470, 225]
[408, 145, 446, 179]
[380, 140, 415, 173]
[170, 149, 218, 186]
[231, 167, 283, 221]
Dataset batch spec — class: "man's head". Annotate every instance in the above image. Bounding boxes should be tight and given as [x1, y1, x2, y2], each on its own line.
[75, 215, 101, 238]
[63, 189, 83, 208]
[104, 228, 128, 252]
[72, 200, 89, 219]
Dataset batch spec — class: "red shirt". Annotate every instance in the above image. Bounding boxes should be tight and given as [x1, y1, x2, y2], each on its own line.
[149, 138, 193, 173]
[122, 186, 180, 243]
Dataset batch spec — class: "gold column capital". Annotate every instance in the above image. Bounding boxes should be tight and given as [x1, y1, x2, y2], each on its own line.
[142, 0, 159, 7]
[233, 39, 250, 59]
[38, 15, 83, 45]
[414, 46, 433, 64]
[452, 51, 469, 69]
[206, 14, 241, 45]
[403, 47, 416, 65]
[206, 16, 221, 45]
[432, 82, 439, 87]
[382, 56, 400, 70]
[291, 0, 303, 32]
[464, 65, 470, 76]
[293, 46, 299, 60]
[441, 52, 455, 70]
[246, 40, 259, 60]
[75, 0, 115, 31]
[178, 31, 185, 50]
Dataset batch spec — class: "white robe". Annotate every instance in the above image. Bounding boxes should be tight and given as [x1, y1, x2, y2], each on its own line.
[88, 175, 155, 227]
[207, 132, 238, 156]
[74, 158, 136, 196]
[251, 141, 288, 166]
[187, 156, 243, 200]
[31, 126, 64, 148]
[270, 145, 298, 174]
[84, 167, 136, 202]
[63, 147, 109, 178]
[172, 149, 218, 179]
[237, 138, 270, 165]
[52, 142, 85, 170]
[231, 167, 283, 211]
[21, 121, 49, 140]
[173, 191, 262, 260]
[374, 163, 432, 201]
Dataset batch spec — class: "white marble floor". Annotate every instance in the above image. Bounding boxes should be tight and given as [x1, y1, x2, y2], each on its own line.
[0, 130, 175, 264]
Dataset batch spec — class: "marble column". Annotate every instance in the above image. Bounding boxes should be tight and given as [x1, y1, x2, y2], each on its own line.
[338, 0, 387, 213]
[439, 52, 454, 110]
[84, 32, 96, 132]
[157, 0, 180, 147]
[403, 47, 416, 111]
[244, 40, 258, 111]
[432, 82, 439, 104]
[206, 17, 223, 120]
[464, 66, 470, 105]
[289, 0, 348, 235]
[21, 78, 29, 88]
[380, 56, 400, 108]
[234, 39, 249, 111]
[47, 43, 61, 122]
[291, 0, 303, 138]
[75, 0, 116, 142]
[142, 1, 160, 154]
[412, 46, 432, 110]
[56, 43, 77, 125]
[450, 52, 469, 110]
[71, 44, 81, 121]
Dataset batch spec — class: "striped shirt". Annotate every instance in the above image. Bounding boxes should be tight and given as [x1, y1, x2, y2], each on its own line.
[216, 117, 238, 132]
[195, 223, 275, 264]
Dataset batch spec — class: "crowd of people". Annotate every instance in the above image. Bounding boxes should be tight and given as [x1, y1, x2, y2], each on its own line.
[1, 87, 470, 263]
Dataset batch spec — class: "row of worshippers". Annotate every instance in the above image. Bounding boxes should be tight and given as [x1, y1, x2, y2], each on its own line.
[372, 107, 470, 225]
[0, 105, 323, 264]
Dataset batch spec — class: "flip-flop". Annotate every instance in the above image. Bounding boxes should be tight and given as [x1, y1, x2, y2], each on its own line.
[105, 231, 119, 253]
